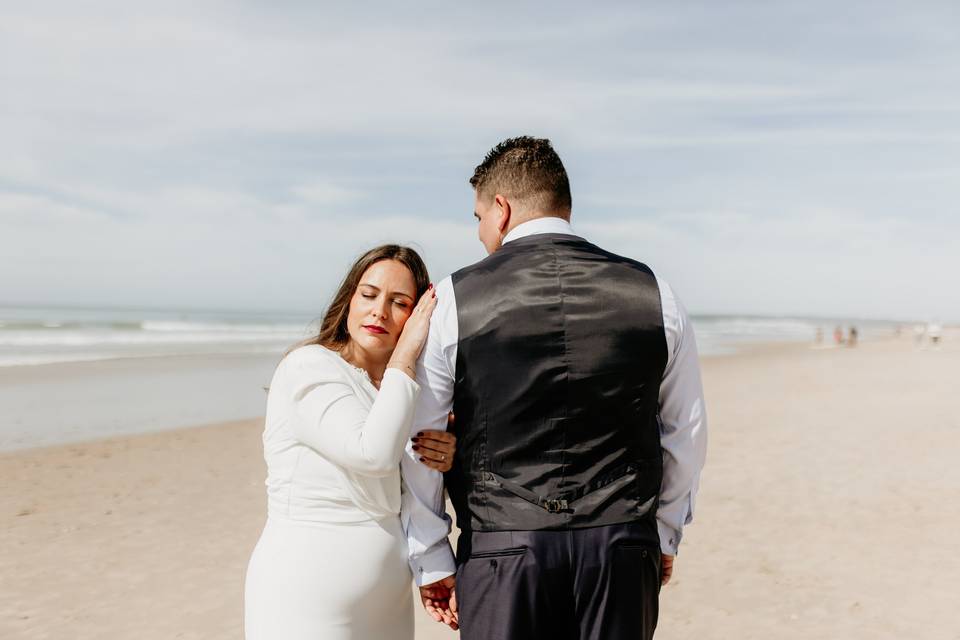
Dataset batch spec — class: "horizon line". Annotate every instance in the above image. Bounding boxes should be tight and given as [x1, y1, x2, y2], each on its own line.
[0, 300, 941, 326]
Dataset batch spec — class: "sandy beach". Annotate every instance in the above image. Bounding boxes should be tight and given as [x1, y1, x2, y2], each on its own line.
[2, 333, 958, 639]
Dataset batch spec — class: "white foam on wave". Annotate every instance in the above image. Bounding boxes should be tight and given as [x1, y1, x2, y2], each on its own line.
[0, 308, 897, 367]
[0, 330, 305, 347]
[694, 317, 820, 341]
[140, 320, 307, 333]
[0, 344, 292, 368]
[0, 307, 319, 368]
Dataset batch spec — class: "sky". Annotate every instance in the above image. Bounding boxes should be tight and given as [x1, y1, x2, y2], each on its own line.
[1, 1, 958, 321]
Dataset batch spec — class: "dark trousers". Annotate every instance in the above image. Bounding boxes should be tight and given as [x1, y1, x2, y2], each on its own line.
[455, 521, 661, 640]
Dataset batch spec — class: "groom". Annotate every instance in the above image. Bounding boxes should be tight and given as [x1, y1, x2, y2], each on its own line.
[400, 136, 707, 639]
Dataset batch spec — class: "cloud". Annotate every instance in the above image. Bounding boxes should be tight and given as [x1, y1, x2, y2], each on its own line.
[1, 2, 958, 319]
[0, 190, 108, 224]
[291, 181, 367, 208]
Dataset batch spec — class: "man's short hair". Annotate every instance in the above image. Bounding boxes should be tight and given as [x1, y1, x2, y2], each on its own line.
[469, 136, 572, 214]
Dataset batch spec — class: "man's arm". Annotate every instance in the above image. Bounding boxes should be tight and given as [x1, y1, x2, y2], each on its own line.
[656, 278, 708, 561]
[400, 276, 458, 586]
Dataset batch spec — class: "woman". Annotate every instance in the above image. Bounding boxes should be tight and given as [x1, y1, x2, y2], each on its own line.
[244, 245, 455, 640]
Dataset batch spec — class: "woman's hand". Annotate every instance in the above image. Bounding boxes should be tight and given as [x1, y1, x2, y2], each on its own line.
[389, 285, 437, 375]
[413, 416, 457, 472]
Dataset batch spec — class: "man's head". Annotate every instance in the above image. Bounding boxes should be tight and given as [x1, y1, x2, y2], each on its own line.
[470, 136, 572, 254]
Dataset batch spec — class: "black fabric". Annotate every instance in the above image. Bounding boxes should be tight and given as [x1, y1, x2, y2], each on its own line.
[455, 521, 661, 640]
[447, 233, 668, 533]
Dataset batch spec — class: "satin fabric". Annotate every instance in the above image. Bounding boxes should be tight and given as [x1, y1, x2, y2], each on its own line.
[447, 233, 667, 532]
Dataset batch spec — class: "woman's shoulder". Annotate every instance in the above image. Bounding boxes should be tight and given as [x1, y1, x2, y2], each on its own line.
[281, 343, 344, 373]
[272, 345, 355, 399]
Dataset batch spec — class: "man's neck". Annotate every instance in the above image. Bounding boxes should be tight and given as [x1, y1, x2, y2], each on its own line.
[501, 215, 576, 246]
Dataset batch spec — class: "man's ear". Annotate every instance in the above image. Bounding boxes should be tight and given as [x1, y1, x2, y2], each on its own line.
[494, 194, 511, 234]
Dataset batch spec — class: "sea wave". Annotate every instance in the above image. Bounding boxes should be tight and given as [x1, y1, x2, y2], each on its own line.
[0, 306, 898, 367]
[0, 345, 291, 368]
[140, 320, 307, 333]
[0, 329, 308, 348]
[0, 312, 314, 367]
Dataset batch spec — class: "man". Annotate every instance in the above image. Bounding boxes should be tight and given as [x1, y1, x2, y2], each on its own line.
[400, 136, 707, 639]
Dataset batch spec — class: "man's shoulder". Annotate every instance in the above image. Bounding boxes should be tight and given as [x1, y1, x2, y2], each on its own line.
[450, 236, 664, 291]
[449, 249, 504, 284]
[563, 236, 656, 277]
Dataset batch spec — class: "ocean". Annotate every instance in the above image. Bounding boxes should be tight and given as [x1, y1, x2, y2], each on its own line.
[0, 305, 316, 368]
[0, 305, 901, 368]
[0, 305, 900, 451]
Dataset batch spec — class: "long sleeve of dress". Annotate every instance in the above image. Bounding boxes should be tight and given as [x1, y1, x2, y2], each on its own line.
[290, 356, 421, 478]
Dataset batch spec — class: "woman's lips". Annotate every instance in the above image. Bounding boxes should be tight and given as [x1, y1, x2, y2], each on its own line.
[362, 325, 388, 335]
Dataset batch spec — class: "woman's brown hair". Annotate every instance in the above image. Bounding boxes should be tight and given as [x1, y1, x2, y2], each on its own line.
[292, 244, 430, 354]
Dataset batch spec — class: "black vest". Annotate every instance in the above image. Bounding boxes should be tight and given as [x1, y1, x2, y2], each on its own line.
[446, 233, 668, 533]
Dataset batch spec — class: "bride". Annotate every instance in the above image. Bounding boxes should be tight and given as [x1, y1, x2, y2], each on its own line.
[244, 245, 455, 640]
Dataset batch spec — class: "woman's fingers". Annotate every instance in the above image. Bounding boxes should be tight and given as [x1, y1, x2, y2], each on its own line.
[415, 285, 438, 313]
[412, 430, 455, 468]
[415, 445, 450, 463]
[415, 430, 455, 447]
[413, 438, 455, 456]
[419, 428, 456, 443]
[413, 431, 455, 451]
[395, 286, 439, 362]
[417, 456, 451, 472]
[415, 449, 452, 471]
[413, 428, 456, 471]
[413, 443, 448, 458]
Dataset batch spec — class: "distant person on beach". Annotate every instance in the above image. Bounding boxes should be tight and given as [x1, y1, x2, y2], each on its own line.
[928, 322, 943, 348]
[914, 323, 927, 347]
[403, 137, 708, 639]
[244, 246, 457, 639]
[848, 326, 859, 347]
[834, 325, 845, 345]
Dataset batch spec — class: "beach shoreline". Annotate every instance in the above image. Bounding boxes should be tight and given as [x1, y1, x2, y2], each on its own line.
[0, 334, 896, 454]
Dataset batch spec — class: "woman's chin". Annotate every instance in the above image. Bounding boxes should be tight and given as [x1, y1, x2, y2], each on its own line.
[351, 334, 395, 355]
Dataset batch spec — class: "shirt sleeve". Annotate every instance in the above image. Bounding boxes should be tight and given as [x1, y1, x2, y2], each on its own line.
[656, 278, 708, 556]
[399, 276, 458, 586]
[289, 352, 421, 478]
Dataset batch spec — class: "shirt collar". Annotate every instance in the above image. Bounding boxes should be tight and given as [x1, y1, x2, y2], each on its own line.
[501, 217, 580, 245]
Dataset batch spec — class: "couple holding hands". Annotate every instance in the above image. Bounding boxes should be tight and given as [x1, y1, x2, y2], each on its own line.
[245, 136, 707, 640]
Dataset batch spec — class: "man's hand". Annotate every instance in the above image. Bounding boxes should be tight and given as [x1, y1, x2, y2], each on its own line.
[661, 553, 675, 586]
[419, 575, 458, 630]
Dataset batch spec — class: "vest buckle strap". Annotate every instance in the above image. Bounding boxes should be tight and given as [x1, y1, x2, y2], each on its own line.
[478, 463, 644, 516]
[542, 499, 569, 513]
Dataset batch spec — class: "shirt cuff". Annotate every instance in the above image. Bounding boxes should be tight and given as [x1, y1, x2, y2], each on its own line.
[658, 519, 682, 556]
[411, 540, 457, 587]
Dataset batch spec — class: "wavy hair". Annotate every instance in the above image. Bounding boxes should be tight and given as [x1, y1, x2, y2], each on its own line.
[291, 244, 431, 355]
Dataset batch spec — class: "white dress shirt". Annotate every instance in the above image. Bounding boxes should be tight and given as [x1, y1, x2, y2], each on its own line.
[399, 217, 708, 586]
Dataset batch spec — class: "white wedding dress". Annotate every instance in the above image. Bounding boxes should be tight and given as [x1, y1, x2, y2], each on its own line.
[244, 345, 419, 640]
